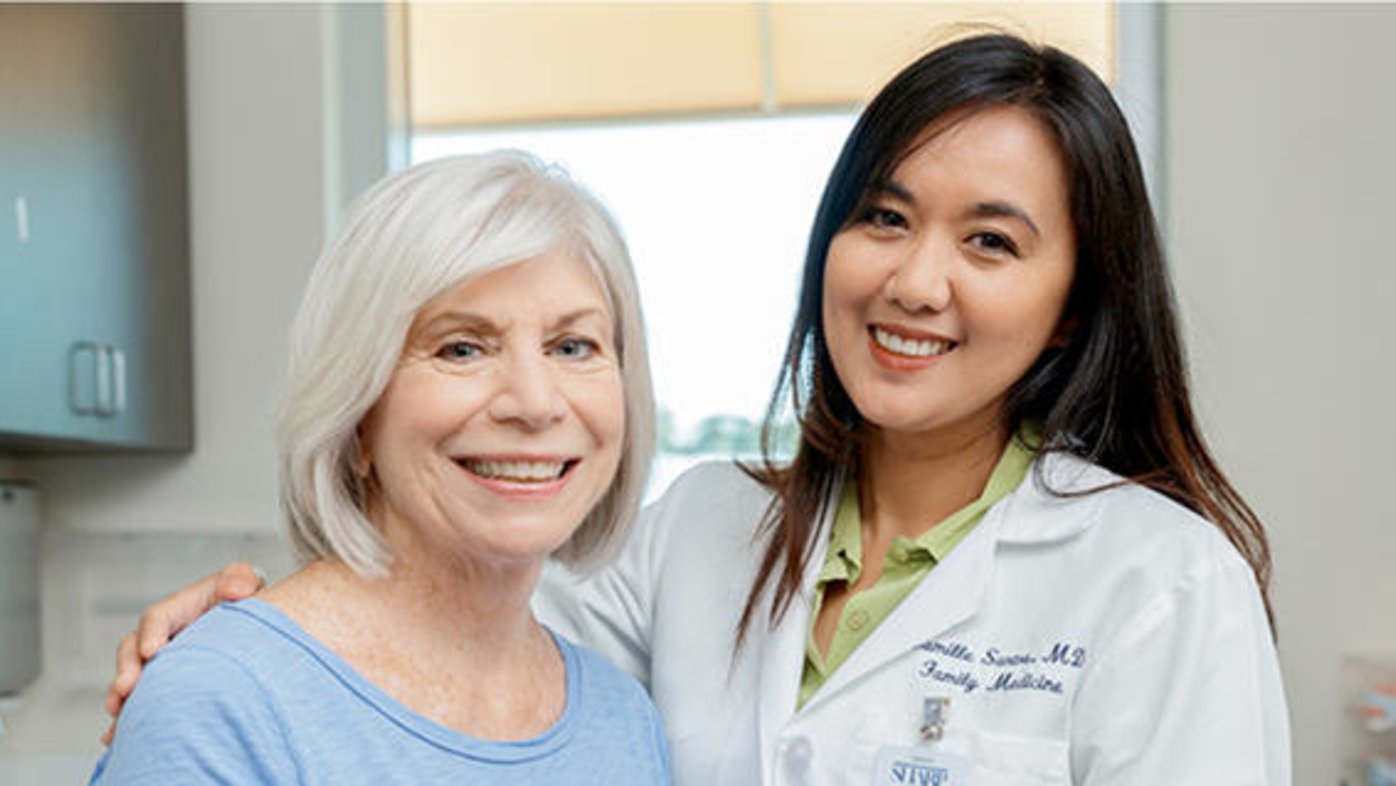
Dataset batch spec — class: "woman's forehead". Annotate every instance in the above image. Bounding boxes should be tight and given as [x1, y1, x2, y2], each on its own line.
[413, 251, 615, 330]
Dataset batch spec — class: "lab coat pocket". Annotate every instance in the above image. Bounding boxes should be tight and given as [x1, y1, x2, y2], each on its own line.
[852, 730, 1067, 786]
[969, 730, 1070, 785]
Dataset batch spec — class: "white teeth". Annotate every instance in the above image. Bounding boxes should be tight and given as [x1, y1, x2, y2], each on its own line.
[873, 327, 951, 358]
[462, 459, 566, 482]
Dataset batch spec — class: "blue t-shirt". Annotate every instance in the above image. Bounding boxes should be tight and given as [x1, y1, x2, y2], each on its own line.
[91, 599, 669, 784]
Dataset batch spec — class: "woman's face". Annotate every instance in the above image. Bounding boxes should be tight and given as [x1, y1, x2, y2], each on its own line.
[359, 250, 625, 568]
[821, 105, 1076, 443]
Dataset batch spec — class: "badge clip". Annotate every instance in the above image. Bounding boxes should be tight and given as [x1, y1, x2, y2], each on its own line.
[919, 696, 949, 742]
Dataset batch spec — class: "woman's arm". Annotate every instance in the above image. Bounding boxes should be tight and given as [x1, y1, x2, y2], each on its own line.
[1068, 544, 1290, 784]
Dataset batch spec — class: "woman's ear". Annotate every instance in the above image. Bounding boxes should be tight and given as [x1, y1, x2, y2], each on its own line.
[1048, 315, 1078, 349]
[353, 428, 373, 479]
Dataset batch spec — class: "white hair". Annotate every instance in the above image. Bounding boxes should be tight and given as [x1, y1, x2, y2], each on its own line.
[277, 151, 655, 575]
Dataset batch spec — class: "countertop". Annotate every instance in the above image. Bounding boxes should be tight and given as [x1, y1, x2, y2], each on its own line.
[0, 679, 107, 784]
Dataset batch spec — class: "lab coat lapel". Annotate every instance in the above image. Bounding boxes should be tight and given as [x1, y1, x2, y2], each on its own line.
[754, 491, 838, 782]
[800, 503, 1004, 712]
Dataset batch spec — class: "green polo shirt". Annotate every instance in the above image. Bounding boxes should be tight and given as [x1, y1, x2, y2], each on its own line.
[798, 430, 1037, 708]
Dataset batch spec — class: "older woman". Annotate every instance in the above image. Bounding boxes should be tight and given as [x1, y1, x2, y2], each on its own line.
[91, 152, 668, 783]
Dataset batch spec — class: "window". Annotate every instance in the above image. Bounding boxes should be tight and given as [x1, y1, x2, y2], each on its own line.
[401, 2, 1136, 497]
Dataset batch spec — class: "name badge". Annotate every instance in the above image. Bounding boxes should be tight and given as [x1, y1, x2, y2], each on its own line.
[872, 746, 971, 786]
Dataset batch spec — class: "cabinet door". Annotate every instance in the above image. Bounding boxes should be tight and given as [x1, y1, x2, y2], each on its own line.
[0, 4, 109, 445]
[0, 4, 190, 451]
[80, 4, 192, 450]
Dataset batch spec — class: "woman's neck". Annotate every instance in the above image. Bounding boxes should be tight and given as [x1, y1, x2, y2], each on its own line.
[260, 528, 564, 740]
[859, 413, 1011, 543]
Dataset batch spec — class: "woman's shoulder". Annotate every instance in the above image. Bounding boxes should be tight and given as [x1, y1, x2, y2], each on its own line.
[656, 458, 774, 507]
[1008, 452, 1254, 578]
[634, 458, 777, 547]
[93, 604, 300, 783]
[159, 599, 311, 672]
[113, 600, 305, 725]
[550, 633, 670, 767]
[556, 631, 656, 707]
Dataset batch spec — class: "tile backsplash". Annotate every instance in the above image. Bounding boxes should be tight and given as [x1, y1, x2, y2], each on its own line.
[40, 529, 296, 687]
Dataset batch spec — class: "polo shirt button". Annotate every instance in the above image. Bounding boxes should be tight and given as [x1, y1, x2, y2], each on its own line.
[847, 609, 869, 631]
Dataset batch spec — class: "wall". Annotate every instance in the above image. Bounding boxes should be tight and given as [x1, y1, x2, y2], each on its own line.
[17, 3, 385, 685]
[26, 4, 377, 535]
[1165, 5, 1396, 783]
[22, 5, 394, 535]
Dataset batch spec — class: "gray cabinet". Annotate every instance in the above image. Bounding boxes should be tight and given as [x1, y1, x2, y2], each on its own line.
[0, 4, 191, 451]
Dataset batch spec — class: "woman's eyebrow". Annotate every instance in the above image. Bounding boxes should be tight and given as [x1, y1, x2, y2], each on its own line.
[418, 307, 608, 335]
[868, 180, 916, 204]
[551, 307, 612, 335]
[417, 311, 494, 336]
[966, 201, 1041, 238]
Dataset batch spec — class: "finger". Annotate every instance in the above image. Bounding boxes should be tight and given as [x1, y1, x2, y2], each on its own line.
[100, 720, 116, 747]
[103, 683, 125, 720]
[134, 572, 221, 659]
[133, 563, 266, 659]
[215, 561, 267, 601]
[106, 633, 140, 716]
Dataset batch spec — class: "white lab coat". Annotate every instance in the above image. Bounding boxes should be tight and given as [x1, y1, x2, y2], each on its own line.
[536, 454, 1291, 785]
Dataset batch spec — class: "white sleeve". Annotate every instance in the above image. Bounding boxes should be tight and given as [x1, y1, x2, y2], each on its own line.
[1068, 543, 1291, 785]
[534, 477, 682, 690]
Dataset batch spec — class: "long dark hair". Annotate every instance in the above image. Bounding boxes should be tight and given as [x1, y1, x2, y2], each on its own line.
[738, 33, 1273, 646]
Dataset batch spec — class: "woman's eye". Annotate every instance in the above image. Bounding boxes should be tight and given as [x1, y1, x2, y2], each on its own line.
[968, 231, 1019, 257]
[551, 336, 600, 360]
[864, 207, 908, 231]
[435, 341, 482, 361]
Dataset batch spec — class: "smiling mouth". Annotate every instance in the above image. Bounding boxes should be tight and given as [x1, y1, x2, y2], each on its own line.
[456, 458, 576, 483]
[871, 326, 956, 358]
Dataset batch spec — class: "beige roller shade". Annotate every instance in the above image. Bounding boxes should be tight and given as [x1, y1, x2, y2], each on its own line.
[408, 3, 765, 127]
[769, 3, 1114, 107]
[407, 2, 1114, 129]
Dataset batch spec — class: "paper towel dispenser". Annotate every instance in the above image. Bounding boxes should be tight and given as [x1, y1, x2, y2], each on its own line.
[0, 481, 40, 694]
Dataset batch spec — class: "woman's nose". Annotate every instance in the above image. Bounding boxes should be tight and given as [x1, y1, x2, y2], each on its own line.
[488, 354, 567, 429]
[883, 238, 953, 313]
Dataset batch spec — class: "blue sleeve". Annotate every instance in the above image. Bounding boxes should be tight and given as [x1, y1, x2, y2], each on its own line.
[644, 687, 673, 783]
[572, 644, 672, 784]
[89, 646, 301, 786]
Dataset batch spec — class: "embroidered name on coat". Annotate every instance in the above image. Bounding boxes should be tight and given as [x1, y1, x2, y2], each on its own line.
[912, 639, 1087, 696]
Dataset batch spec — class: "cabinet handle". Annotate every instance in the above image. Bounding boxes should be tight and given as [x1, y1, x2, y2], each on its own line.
[68, 341, 100, 416]
[105, 345, 126, 416]
[67, 342, 126, 418]
[95, 345, 113, 417]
